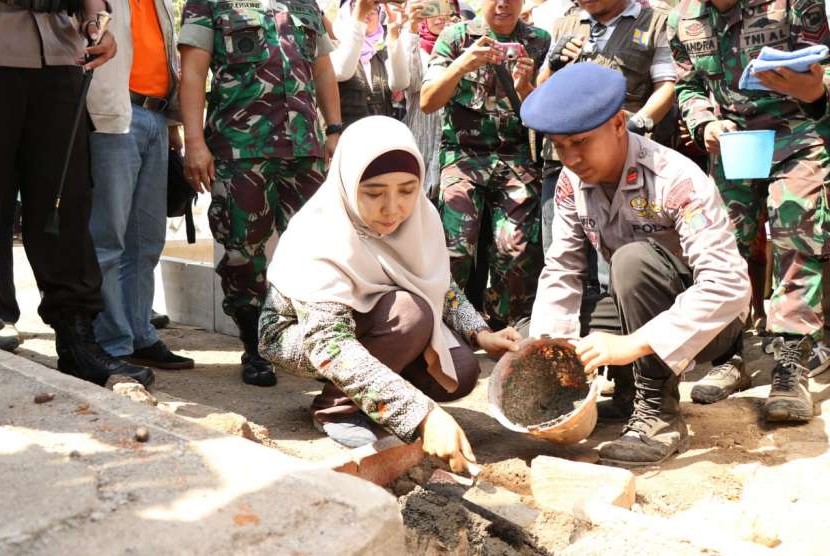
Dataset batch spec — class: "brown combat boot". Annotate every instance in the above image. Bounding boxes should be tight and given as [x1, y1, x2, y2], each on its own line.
[690, 354, 751, 404]
[764, 336, 813, 422]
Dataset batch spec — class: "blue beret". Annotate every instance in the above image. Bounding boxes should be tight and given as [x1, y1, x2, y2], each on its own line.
[520, 63, 626, 135]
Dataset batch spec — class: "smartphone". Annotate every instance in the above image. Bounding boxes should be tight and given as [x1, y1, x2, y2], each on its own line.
[420, 0, 456, 17]
[493, 42, 526, 61]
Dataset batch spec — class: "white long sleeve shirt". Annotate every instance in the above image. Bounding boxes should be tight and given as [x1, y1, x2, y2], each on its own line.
[329, 18, 410, 91]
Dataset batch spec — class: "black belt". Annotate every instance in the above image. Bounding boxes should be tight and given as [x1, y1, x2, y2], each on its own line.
[130, 91, 168, 112]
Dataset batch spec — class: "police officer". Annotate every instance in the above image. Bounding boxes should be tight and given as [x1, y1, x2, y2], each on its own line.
[522, 63, 750, 467]
[669, 0, 830, 421]
[178, 0, 343, 387]
[421, 0, 551, 329]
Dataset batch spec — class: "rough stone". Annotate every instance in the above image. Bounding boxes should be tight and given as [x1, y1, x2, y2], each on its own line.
[111, 382, 158, 406]
[530, 455, 636, 512]
[199, 412, 257, 442]
[33, 392, 54, 404]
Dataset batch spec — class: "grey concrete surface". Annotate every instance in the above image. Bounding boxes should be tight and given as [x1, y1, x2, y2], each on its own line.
[0, 351, 405, 555]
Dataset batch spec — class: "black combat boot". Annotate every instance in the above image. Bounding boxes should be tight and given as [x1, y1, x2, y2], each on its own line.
[764, 335, 813, 422]
[53, 313, 155, 389]
[233, 305, 276, 387]
[599, 370, 688, 467]
[597, 365, 634, 422]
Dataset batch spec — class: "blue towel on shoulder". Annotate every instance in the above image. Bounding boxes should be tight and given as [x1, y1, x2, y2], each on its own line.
[738, 45, 829, 91]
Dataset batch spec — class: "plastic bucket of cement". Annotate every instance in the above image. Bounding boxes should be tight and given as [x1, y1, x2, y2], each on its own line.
[487, 337, 598, 445]
[719, 130, 775, 180]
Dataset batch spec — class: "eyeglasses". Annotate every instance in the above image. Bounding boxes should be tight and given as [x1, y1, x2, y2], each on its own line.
[583, 22, 607, 55]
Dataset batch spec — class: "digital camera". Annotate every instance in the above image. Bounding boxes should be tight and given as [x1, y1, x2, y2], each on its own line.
[493, 42, 526, 61]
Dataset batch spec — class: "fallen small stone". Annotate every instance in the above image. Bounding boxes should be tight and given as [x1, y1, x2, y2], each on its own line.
[134, 427, 150, 443]
[34, 392, 55, 404]
[112, 382, 157, 406]
[69, 450, 81, 459]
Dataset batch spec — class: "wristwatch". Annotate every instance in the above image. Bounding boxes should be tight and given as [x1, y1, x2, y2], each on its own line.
[627, 113, 654, 135]
[325, 123, 343, 136]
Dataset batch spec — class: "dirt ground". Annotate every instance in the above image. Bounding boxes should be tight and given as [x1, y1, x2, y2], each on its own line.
[9, 245, 830, 554]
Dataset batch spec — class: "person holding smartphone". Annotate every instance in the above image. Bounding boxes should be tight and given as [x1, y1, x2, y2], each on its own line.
[329, 0, 411, 128]
[420, 0, 551, 331]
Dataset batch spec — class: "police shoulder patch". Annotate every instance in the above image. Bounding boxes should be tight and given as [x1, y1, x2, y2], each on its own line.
[664, 178, 695, 210]
[555, 172, 575, 206]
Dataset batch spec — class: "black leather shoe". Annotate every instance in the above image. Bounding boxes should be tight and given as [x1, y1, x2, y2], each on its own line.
[54, 314, 155, 389]
[129, 340, 194, 370]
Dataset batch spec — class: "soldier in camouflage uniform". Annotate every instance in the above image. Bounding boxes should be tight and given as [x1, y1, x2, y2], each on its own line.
[178, 0, 343, 386]
[421, 0, 551, 328]
[668, 0, 830, 422]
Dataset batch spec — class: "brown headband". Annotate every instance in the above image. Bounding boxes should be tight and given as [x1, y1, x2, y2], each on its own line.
[360, 150, 420, 182]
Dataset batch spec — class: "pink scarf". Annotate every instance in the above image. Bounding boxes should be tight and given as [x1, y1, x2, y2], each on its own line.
[419, 20, 439, 54]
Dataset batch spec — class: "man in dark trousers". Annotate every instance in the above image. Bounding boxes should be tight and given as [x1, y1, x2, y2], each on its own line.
[0, 0, 153, 387]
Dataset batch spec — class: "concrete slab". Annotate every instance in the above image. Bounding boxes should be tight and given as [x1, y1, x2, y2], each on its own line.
[530, 455, 636, 511]
[0, 351, 405, 555]
[154, 258, 215, 331]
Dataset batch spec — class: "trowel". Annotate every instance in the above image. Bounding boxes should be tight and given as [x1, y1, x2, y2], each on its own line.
[427, 464, 540, 531]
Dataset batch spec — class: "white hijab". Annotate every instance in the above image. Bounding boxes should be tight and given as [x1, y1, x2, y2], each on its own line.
[268, 116, 460, 391]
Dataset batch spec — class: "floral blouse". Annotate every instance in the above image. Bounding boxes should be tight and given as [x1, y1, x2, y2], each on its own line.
[259, 281, 488, 442]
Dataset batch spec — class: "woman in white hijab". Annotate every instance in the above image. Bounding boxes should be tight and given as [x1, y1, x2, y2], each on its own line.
[260, 116, 519, 472]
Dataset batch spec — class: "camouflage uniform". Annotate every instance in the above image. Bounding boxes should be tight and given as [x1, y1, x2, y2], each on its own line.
[424, 18, 551, 325]
[178, 0, 331, 315]
[668, 0, 830, 339]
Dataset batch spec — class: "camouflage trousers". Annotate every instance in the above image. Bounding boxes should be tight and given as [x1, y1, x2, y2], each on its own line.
[210, 157, 325, 316]
[712, 143, 830, 339]
[438, 155, 543, 325]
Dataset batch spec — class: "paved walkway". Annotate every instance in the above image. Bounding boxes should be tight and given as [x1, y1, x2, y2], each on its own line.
[0, 351, 404, 555]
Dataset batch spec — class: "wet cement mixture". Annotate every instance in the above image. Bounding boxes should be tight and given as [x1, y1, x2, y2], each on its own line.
[499, 339, 590, 427]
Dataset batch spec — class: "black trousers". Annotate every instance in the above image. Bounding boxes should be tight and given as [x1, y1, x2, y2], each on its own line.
[581, 240, 743, 379]
[0, 177, 19, 323]
[0, 66, 103, 324]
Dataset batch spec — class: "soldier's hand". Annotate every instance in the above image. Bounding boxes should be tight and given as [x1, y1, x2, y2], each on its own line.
[452, 36, 497, 75]
[82, 31, 116, 71]
[184, 140, 215, 193]
[575, 331, 653, 375]
[546, 35, 583, 73]
[561, 36, 584, 62]
[702, 119, 738, 155]
[419, 406, 477, 475]
[512, 56, 535, 95]
[753, 63, 827, 104]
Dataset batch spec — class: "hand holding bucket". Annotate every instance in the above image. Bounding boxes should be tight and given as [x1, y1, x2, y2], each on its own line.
[719, 129, 776, 180]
